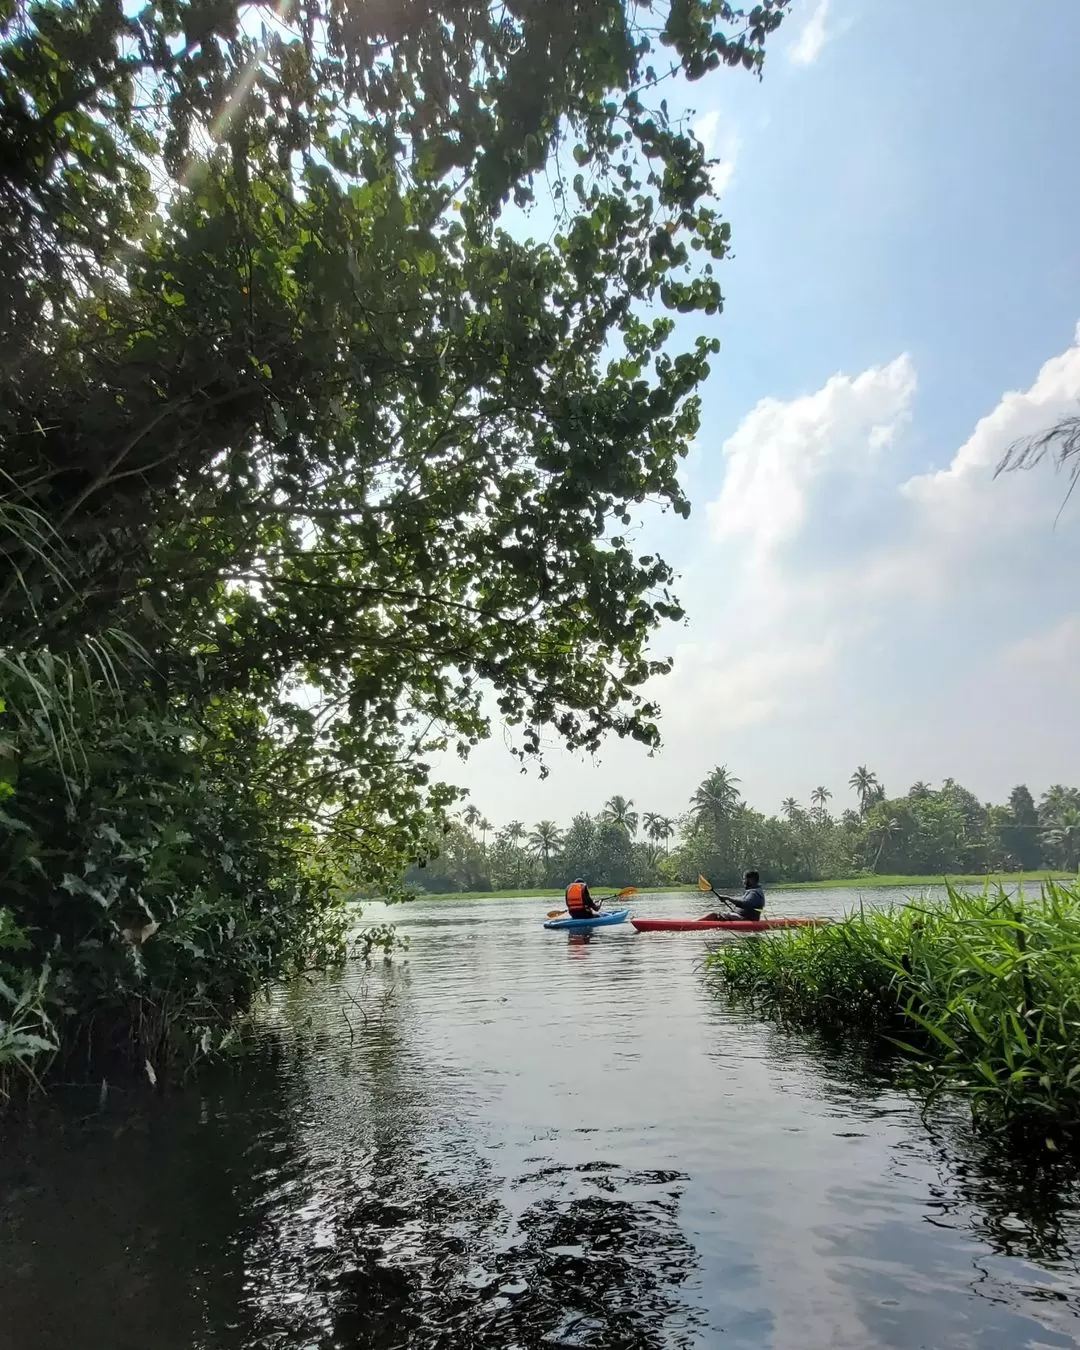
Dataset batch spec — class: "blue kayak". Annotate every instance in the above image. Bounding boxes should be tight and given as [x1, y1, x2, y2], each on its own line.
[543, 908, 630, 931]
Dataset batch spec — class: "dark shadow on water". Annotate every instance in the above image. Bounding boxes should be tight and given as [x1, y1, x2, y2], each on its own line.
[0, 990, 703, 1350]
[5, 949, 1080, 1348]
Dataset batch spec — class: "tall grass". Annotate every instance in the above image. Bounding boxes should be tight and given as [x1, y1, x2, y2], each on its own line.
[706, 882, 1080, 1134]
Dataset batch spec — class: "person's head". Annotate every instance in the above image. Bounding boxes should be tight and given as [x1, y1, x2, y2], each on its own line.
[574, 877, 586, 885]
[744, 870, 760, 888]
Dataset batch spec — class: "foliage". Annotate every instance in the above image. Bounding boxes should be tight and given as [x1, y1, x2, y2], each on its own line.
[996, 414, 1080, 507]
[407, 766, 1077, 896]
[1, 0, 795, 1089]
[706, 882, 1080, 1136]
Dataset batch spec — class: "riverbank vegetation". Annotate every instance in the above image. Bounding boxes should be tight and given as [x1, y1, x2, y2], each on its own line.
[406, 767, 1079, 893]
[0, 0, 794, 1097]
[705, 882, 1080, 1139]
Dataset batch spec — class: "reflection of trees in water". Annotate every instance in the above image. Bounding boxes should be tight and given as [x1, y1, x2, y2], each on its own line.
[921, 1113, 1080, 1271]
[755, 1016, 1080, 1274]
[0, 1038, 299, 1350]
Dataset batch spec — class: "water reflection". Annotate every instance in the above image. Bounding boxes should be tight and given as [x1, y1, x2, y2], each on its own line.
[1, 889, 1079, 1349]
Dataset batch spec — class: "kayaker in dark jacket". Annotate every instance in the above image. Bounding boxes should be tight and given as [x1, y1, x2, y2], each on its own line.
[565, 878, 601, 918]
[705, 871, 765, 921]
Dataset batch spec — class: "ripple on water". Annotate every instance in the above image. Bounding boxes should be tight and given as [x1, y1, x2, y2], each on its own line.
[1, 887, 1080, 1349]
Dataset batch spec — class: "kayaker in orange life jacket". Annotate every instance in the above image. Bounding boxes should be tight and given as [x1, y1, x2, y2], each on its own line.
[565, 878, 602, 919]
[704, 870, 765, 922]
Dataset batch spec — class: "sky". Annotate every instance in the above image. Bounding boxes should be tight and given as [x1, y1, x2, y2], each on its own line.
[436, 0, 1080, 829]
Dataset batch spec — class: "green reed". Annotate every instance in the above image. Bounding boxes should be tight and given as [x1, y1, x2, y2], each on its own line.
[705, 881, 1080, 1132]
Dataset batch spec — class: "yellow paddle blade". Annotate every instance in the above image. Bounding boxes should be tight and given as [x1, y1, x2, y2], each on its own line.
[547, 909, 567, 919]
[697, 874, 712, 892]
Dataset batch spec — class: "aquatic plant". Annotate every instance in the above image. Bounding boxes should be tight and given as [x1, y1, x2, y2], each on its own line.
[706, 882, 1080, 1134]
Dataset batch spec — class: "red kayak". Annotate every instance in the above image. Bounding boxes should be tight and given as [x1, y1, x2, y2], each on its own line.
[631, 917, 825, 933]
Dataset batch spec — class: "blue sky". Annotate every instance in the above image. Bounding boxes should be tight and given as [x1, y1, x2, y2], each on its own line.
[441, 0, 1080, 828]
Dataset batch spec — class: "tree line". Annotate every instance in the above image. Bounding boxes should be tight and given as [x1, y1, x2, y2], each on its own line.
[405, 766, 1080, 892]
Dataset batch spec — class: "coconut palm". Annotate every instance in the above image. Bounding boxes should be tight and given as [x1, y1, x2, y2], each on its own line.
[996, 413, 1080, 503]
[781, 797, 801, 824]
[505, 820, 526, 843]
[810, 785, 832, 818]
[1042, 807, 1080, 870]
[527, 820, 564, 864]
[602, 794, 638, 836]
[871, 816, 901, 870]
[849, 766, 880, 814]
[908, 781, 932, 801]
[690, 766, 741, 834]
[1040, 784, 1080, 825]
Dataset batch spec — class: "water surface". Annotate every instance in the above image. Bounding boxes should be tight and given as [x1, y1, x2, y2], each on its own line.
[3, 885, 1080, 1349]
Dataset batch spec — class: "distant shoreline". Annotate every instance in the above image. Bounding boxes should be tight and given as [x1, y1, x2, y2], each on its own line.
[395, 871, 1071, 902]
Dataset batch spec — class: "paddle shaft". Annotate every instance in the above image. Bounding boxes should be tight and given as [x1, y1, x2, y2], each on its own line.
[699, 875, 740, 914]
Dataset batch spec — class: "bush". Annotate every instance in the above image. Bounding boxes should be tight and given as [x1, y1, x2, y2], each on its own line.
[0, 665, 350, 1091]
[706, 882, 1080, 1134]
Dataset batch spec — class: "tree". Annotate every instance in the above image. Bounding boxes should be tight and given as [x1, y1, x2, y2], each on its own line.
[1, 0, 796, 1078]
[996, 414, 1080, 509]
[602, 795, 639, 836]
[908, 781, 932, 801]
[527, 820, 564, 865]
[810, 783, 837, 810]
[462, 805, 482, 832]
[781, 796, 802, 824]
[1042, 808, 1080, 872]
[691, 766, 742, 833]
[643, 812, 675, 851]
[849, 766, 881, 814]
[870, 815, 901, 871]
[1040, 785, 1080, 825]
[560, 813, 599, 885]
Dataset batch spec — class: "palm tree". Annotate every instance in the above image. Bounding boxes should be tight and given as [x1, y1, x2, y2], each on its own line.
[479, 817, 492, 848]
[527, 820, 564, 864]
[781, 796, 801, 824]
[810, 786, 832, 820]
[908, 781, 932, 800]
[505, 820, 526, 844]
[849, 766, 880, 814]
[1042, 807, 1080, 870]
[461, 804, 481, 831]
[602, 794, 638, 835]
[871, 816, 901, 870]
[643, 812, 676, 852]
[996, 413, 1080, 503]
[1040, 784, 1080, 824]
[690, 766, 741, 834]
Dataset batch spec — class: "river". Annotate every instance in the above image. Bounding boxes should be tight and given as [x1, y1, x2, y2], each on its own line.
[3, 885, 1080, 1348]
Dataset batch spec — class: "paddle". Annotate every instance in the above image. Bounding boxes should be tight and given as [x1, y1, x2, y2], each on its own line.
[546, 886, 638, 920]
[697, 874, 739, 914]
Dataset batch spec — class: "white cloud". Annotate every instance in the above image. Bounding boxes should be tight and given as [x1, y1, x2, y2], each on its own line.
[436, 326, 1080, 824]
[1001, 613, 1080, 673]
[707, 355, 916, 559]
[903, 322, 1080, 528]
[693, 109, 741, 195]
[789, 0, 831, 67]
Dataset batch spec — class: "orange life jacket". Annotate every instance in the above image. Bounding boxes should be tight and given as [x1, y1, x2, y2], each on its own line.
[565, 881, 591, 917]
